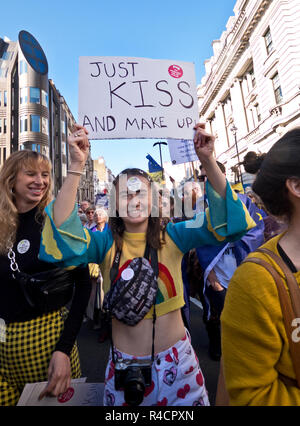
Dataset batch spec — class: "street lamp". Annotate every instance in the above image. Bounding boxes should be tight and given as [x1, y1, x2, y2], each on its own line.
[230, 124, 244, 187]
[153, 141, 167, 183]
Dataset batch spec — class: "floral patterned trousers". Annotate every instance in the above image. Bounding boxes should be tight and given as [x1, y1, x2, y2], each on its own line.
[103, 329, 210, 406]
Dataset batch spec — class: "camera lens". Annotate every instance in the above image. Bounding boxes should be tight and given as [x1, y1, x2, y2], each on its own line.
[123, 367, 145, 406]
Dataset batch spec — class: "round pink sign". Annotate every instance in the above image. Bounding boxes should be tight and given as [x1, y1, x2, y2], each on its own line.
[57, 387, 74, 403]
[168, 65, 183, 79]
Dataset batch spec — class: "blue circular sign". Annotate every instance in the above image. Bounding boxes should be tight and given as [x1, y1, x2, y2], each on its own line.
[18, 30, 48, 75]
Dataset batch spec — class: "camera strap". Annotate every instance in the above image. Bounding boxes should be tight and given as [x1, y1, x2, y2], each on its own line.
[109, 243, 158, 365]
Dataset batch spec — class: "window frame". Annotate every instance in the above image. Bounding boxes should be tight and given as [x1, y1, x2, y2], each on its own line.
[264, 28, 274, 56]
[272, 72, 283, 104]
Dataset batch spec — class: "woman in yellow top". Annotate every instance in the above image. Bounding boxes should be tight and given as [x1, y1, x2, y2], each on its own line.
[221, 127, 300, 405]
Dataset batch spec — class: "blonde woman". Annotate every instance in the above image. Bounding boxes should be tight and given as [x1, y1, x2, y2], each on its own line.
[0, 150, 91, 405]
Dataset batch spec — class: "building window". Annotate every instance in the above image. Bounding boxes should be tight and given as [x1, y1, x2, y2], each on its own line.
[2, 51, 11, 60]
[249, 67, 256, 89]
[41, 90, 48, 107]
[4, 119, 7, 134]
[20, 115, 28, 133]
[0, 118, 2, 133]
[32, 144, 41, 153]
[242, 63, 256, 96]
[31, 115, 41, 132]
[30, 87, 41, 104]
[3, 147, 6, 162]
[4, 91, 7, 107]
[42, 117, 49, 135]
[272, 73, 283, 104]
[0, 91, 1, 106]
[42, 145, 49, 156]
[264, 28, 274, 55]
[20, 87, 28, 104]
[61, 120, 66, 134]
[254, 104, 261, 123]
[0, 68, 8, 78]
[19, 60, 28, 75]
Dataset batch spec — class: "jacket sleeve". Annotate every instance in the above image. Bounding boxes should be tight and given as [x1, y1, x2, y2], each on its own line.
[39, 200, 113, 268]
[166, 181, 256, 254]
[233, 194, 265, 264]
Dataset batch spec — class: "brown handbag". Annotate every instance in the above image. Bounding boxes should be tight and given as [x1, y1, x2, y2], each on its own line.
[215, 248, 300, 405]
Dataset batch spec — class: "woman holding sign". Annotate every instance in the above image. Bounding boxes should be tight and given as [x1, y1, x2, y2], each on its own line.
[39, 124, 255, 406]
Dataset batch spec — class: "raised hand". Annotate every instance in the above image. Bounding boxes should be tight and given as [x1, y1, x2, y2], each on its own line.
[68, 124, 90, 168]
[193, 123, 215, 164]
[193, 123, 226, 198]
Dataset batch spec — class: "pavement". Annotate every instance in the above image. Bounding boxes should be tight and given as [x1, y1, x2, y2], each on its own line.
[76, 299, 220, 406]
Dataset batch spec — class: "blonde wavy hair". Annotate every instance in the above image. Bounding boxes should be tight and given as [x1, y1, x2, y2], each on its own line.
[0, 150, 53, 255]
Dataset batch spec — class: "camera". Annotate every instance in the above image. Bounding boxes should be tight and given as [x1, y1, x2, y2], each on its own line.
[114, 358, 152, 406]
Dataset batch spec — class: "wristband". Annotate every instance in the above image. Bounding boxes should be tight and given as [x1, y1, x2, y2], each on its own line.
[67, 170, 84, 176]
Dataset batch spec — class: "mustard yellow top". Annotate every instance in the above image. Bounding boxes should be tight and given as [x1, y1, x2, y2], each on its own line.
[221, 233, 300, 406]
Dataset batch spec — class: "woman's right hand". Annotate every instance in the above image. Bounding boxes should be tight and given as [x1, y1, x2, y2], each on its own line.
[68, 124, 90, 168]
[53, 124, 89, 228]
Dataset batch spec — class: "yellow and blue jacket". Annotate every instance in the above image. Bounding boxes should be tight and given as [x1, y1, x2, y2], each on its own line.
[39, 181, 256, 318]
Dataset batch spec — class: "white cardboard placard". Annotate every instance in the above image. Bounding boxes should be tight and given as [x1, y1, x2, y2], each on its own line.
[17, 379, 104, 406]
[79, 56, 198, 140]
[167, 138, 198, 165]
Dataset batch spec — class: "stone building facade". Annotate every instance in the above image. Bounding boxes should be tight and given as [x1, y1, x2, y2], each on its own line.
[197, 0, 300, 182]
[0, 32, 94, 200]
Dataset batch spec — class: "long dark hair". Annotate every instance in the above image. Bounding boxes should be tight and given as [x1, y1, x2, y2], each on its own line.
[252, 128, 300, 220]
[108, 168, 165, 251]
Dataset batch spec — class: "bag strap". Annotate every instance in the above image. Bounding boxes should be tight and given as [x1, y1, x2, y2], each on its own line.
[256, 248, 300, 318]
[243, 255, 300, 388]
[108, 242, 159, 365]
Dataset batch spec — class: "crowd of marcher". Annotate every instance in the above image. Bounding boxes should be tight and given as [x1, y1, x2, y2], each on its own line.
[0, 123, 300, 406]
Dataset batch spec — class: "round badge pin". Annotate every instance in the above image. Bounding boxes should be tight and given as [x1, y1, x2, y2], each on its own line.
[127, 176, 142, 192]
[121, 268, 134, 281]
[17, 239, 30, 254]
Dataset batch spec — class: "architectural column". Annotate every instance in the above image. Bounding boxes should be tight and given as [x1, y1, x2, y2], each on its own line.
[230, 78, 248, 136]
[215, 102, 229, 155]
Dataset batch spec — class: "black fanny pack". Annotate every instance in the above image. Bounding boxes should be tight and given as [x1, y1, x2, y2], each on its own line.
[102, 244, 159, 326]
[13, 267, 74, 312]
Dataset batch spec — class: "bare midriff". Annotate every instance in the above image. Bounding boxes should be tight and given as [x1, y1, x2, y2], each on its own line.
[112, 308, 186, 356]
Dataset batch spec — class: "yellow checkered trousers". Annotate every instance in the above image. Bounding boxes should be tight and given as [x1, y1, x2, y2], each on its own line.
[0, 309, 81, 406]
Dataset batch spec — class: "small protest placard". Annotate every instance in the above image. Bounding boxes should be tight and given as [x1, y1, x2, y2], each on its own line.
[167, 138, 198, 165]
[79, 57, 198, 140]
[17, 379, 104, 406]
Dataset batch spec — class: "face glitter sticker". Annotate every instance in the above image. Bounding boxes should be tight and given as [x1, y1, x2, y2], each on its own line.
[127, 176, 142, 192]
[17, 239, 30, 254]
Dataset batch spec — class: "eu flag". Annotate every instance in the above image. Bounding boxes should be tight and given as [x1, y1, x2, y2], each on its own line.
[146, 154, 162, 173]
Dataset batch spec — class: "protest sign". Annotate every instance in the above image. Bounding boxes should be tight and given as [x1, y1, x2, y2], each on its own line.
[167, 138, 198, 165]
[17, 379, 104, 406]
[79, 57, 198, 140]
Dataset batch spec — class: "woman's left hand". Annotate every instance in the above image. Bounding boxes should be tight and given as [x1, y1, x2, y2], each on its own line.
[38, 351, 71, 400]
[193, 123, 215, 164]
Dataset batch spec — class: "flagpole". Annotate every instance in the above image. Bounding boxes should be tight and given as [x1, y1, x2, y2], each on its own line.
[191, 161, 197, 182]
[153, 141, 167, 184]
